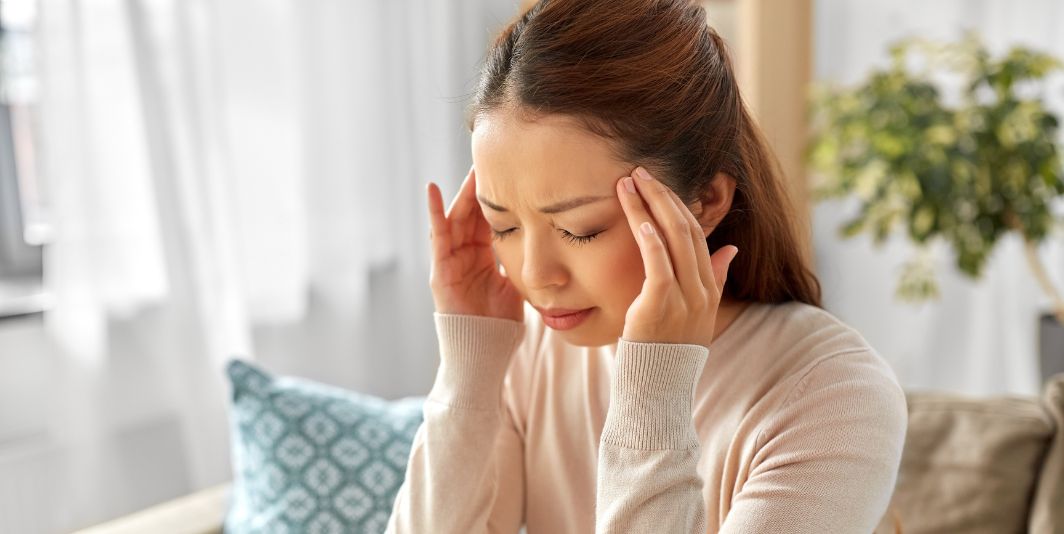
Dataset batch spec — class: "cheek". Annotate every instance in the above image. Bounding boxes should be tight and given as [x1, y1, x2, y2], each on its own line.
[596, 233, 644, 293]
[574, 231, 644, 317]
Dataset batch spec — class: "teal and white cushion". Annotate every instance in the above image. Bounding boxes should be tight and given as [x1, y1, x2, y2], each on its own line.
[225, 359, 424, 534]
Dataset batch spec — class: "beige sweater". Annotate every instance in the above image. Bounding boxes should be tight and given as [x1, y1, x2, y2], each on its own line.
[387, 300, 907, 533]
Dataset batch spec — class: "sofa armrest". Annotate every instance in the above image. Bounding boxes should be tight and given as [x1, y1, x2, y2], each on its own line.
[72, 483, 230, 534]
[1030, 372, 1064, 532]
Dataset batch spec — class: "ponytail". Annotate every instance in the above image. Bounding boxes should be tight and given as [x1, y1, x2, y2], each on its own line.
[708, 102, 821, 305]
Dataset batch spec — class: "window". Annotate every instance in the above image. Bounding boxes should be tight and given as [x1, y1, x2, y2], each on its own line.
[0, 0, 46, 319]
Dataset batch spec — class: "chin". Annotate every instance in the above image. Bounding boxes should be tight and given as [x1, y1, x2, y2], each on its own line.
[560, 325, 621, 348]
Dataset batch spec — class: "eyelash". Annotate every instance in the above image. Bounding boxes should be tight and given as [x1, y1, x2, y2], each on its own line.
[491, 228, 602, 246]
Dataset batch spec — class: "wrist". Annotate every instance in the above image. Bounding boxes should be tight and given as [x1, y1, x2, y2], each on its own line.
[428, 313, 525, 410]
[601, 339, 709, 449]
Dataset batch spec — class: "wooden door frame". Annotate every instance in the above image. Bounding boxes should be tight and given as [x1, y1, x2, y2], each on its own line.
[736, 0, 814, 269]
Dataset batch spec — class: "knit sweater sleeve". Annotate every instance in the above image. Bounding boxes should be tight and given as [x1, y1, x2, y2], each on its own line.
[719, 349, 908, 533]
[595, 339, 712, 533]
[595, 342, 907, 534]
[386, 313, 528, 534]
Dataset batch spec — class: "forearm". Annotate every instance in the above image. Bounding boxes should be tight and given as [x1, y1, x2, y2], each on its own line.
[387, 313, 526, 534]
[595, 339, 710, 534]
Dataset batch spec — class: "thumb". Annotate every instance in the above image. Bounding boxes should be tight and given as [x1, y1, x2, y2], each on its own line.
[712, 245, 739, 289]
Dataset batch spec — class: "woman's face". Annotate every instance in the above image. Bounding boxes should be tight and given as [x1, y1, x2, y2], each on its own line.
[471, 110, 647, 347]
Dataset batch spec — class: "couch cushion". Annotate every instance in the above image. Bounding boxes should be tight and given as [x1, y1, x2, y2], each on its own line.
[875, 380, 1058, 534]
[225, 360, 424, 534]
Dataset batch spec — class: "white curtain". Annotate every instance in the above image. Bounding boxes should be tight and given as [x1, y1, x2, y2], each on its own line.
[34, 0, 517, 530]
[813, 0, 1064, 397]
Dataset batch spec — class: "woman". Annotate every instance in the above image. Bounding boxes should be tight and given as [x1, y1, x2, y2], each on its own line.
[387, 0, 907, 532]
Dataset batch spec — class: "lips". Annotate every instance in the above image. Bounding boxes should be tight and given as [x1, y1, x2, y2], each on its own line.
[534, 305, 590, 317]
[535, 306, 594, 331]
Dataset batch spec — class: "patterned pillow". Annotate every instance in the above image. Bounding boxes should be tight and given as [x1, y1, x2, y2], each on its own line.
[225, 359, 424, 534]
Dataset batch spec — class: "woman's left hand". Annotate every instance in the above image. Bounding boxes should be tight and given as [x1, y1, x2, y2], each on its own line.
[615, 166, 740, 350]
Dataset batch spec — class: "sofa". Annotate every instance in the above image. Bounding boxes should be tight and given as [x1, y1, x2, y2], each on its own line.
[75, 373, 1064, 534]
[873, 372, 1063, 534]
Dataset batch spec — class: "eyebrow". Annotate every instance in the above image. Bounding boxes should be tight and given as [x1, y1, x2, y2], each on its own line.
[477, 194, 613, 214]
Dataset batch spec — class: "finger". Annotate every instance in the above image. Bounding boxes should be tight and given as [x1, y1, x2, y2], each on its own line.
[662, 186, 715, 289]
[448, 166, 478, 247]
[630, 167, 703, 295]
[616, 175, 674, 290]
[470, 199, 494, 246]
[464, 168, 491, 246]
[445, 165, 476, 219]
[427, 182, 452, 260]
[711, 245, 739, 292]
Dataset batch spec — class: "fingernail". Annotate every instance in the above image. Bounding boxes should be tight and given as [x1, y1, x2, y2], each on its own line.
[623, 177, 636, 193]
[640, 222, 654, 235]
[635, 167, 653, 181]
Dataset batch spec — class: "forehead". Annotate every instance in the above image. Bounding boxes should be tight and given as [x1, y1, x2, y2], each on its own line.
[471, 111, 630, 206]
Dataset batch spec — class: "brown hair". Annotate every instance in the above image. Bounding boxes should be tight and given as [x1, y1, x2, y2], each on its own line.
[467, 0, 821, 307]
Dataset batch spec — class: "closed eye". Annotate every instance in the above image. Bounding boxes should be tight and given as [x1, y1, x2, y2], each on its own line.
[491, 227, 603, 246]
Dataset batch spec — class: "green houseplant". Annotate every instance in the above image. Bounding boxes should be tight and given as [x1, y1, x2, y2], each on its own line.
[807, 34, 1064, 380]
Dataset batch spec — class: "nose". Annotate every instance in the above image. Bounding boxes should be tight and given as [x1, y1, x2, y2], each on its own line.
[521, 232, 568, 291]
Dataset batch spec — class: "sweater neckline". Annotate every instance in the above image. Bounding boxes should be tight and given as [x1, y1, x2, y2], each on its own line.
[709, 300, 766, 354]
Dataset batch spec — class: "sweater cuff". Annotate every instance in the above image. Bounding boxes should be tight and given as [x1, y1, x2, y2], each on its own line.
[601, 339, 710, 450]
[428, 313, 526, 411]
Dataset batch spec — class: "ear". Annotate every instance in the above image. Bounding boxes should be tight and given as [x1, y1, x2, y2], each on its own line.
[685, 172, 736, 238]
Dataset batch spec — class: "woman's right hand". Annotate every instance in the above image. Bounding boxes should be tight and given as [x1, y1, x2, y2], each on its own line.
[426, 165, 524, 322]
